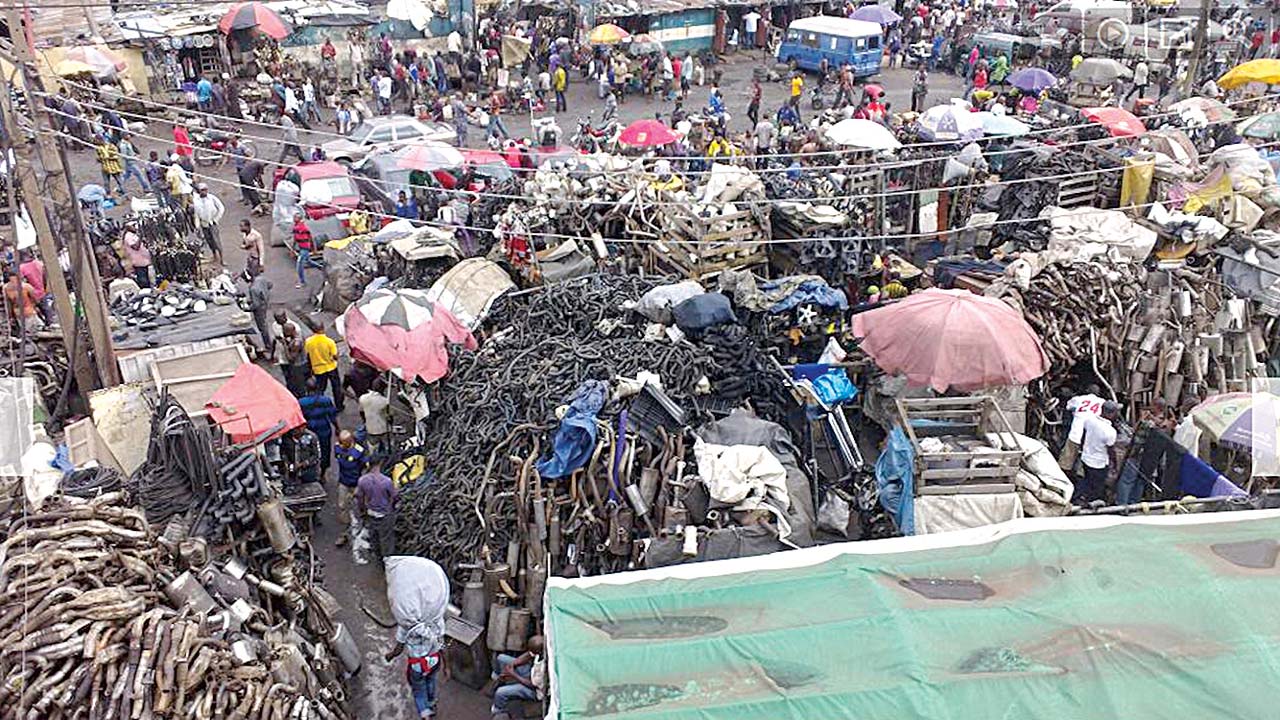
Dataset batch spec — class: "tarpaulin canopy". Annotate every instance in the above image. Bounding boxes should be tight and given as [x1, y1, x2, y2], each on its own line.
[851, 288, 1048, 392]
[342, 288, 477, 383]
[546, 510, 1280, 720]
[205, 363, 303, 442]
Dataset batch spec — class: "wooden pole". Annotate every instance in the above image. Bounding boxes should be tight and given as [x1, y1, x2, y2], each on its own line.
[5, 5, 120, 387]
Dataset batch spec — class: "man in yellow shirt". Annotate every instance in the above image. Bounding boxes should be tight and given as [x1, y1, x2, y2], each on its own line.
[304, 317, 344, 412]
[790, 72, 803, 108]
[553, 65, 567, 113]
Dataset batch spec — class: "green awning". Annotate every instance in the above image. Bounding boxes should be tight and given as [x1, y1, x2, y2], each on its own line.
[546, 511, 1280, 719]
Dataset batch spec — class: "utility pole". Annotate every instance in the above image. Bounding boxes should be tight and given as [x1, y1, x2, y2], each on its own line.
[0, 47, 97, 394]
[1181, 0, 1211, 97]
[4, 5, 121, 387]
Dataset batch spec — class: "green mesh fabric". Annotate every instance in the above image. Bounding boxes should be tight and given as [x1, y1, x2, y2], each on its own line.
[546, 513, 1280, 719]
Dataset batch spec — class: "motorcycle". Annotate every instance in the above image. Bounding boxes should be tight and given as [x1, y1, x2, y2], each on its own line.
[570, 114, 618, 153]
[192, 127, 255, 168]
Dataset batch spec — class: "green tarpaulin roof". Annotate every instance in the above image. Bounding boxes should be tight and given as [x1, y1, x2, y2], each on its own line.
[545, 511, 1280, 719]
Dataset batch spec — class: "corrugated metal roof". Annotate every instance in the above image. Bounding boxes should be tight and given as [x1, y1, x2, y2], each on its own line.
[30, 4, 124, 46]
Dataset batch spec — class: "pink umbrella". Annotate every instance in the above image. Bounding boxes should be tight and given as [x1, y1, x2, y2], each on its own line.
[342, 288, 477, 383]
[1081, 106, 1147, 137]
[850, 288, 1049, 392]
[618, 119, 678, 147]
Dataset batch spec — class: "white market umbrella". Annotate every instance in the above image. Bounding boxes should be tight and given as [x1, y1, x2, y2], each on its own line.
[917, 104, 984, 142]
[826, 119, 902, 150]
[386, 0, 432, 30]
[355, 288, 441, 330]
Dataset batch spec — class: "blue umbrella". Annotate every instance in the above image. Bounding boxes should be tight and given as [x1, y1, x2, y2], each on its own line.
[851, 5, 902, 24]
[1008, 67, 1056, 93]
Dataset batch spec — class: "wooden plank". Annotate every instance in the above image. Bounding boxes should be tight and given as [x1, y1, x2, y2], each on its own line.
[918, 483, 1017, 496]
[901, 397, 991, 408]
[920, 466, 1021, 480]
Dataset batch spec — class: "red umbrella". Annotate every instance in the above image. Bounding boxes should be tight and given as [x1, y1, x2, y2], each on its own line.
[850, 288, 1049, 392]
[618, 119, 678, 147]
[1081, 106, 1147, 137]
[205, 364, 304, 443]
[342, 288, 477, 383]
[218, 2, 291, 39]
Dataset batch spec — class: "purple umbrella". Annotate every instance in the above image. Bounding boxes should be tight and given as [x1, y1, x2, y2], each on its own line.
[1009, 67, 1057, 93]
[851, 5, 903, 25]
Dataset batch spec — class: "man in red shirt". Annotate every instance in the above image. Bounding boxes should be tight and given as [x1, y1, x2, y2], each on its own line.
[1271, 27, 1280, 58]
[1251, 29, 1265, 59]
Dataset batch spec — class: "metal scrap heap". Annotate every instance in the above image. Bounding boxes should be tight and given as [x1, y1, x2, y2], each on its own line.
[395, 274, 714, 575]
[0, 491, 353, 720]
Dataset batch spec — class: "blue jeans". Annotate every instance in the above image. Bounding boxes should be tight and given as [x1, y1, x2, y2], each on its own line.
[488, 115, 509, 139]
[745, 29, 755, 49]
[407, 662, 438, 717]
[491, 654, 536, 713]
[297, 247, 322, 284]
[122, 161, 150, 192]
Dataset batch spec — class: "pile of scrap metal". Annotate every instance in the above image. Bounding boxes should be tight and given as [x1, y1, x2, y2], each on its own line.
[0, 490, 353, 720]
[0, 329, 69, 416]
[396, 273, 883, 652]
[983, 238, 1268, 432]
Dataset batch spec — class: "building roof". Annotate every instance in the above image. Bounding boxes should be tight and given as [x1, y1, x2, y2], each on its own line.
[29, 4, 124, 46]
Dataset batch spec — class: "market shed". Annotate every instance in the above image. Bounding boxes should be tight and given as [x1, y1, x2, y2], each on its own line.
[545, 511, 1280, 719]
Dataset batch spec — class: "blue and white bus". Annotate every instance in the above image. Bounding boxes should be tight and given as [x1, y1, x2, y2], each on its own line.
[776, 16, 883, 78]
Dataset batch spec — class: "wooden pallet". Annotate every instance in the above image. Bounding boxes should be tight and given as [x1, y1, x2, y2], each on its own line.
[896, 396, 1023, 496]
[647, 209, 769, 279]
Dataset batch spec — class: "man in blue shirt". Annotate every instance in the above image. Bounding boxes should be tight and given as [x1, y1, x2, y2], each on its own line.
[196, 75, 214, 112]
[393, 191, 418, 221]
[333, 429, 367, 547]
[299, 379, 338, 477]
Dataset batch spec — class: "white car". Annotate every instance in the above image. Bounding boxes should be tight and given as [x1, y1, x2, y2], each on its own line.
[321, 115, 455, 164]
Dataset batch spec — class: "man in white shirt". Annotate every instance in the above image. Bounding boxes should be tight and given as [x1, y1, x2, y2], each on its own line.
[1127, 60, 1150, 104]
[192, 183, 226, 266]
[377, 71, 394, 115]
[743, 10, 761, 50]
[1065, 385, 1105, 444]
[302, 79, 320, 124]
[360, 386, 391, 455]
[1077, 402, 1119, 504]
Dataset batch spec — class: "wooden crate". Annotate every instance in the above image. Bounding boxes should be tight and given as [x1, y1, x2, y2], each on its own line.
[647, 209, 768, 279]
[895, 396, 1024, 496]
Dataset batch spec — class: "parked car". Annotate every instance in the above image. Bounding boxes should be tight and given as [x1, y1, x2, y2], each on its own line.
[352, 150, 422, 215]
[320, 115, 455, 164]
[270, 161, 362, 248]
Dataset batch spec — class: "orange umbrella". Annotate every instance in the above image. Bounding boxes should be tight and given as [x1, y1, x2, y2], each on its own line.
[851, 288, 1048, 392]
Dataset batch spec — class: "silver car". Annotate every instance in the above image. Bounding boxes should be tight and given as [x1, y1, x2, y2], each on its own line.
[321, 115, 455, 163]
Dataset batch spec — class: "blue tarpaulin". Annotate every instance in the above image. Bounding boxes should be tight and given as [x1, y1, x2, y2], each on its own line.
[536, 380, 609, 479]
[876, 426, 916, 535]
[767, 279, 849, 314]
